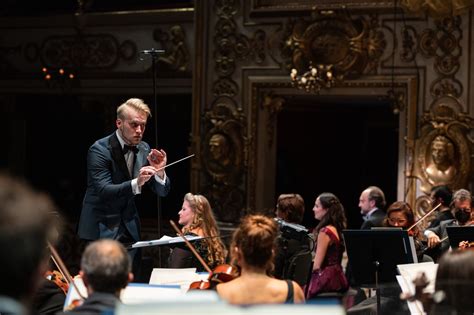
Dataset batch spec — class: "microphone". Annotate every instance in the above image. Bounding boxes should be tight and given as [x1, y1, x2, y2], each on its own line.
[140, 48, 165, 55]
[274, 217, 308, 233]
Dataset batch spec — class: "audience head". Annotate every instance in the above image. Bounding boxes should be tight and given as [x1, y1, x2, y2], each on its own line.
[80, 239, 132, 295]
[434, 249, 474, 313]
[359, 186, 386, 215]
[383, 201, 415, 228]
[313, 192, 347, 233]
[430, 185, 452, 208]
[0, 173, 57, 304]
[275, 193, 305, 224]
[450, 189, 472, 225]
[231, 214, 278, 274]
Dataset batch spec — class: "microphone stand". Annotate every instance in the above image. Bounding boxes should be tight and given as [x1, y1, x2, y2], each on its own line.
[140, 48, 165, 266]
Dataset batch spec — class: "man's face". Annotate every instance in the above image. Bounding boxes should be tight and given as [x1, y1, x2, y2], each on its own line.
[116, 107, 147, 146]
[432, 141, 448, 166]
[359, 190, 374, 215]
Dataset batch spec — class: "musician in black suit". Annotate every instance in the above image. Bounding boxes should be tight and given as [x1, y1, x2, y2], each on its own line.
[358, 186, 386, 229]
[59, 239, 132, 315]
[77, 98, 171, 273]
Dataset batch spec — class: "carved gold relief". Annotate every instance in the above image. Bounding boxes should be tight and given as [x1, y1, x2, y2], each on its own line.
[40, 34, 136, 69]
[261, 91, 285, 147]
[281, 10, 386, 83]
[154, 25, 190, 73]
[413, 96, 471, 195]
[418, 16, 463, 98]
[201, 97, 246, 223]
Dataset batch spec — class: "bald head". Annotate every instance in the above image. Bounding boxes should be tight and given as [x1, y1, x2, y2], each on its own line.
[81, 239, 131, 294]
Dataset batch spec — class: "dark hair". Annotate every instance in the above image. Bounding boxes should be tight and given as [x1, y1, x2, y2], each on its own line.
[231, 214, 278, 273]
[366, 186, 386, 209]
[431, 185, 452, 207]
[315, 192, 347, 236]
[81, 239, 130, 293]
[382, 201, 415, 228]
[276, 193, 305, 224]
[0, 174, 56, 300]
[434, 250, 474, 313]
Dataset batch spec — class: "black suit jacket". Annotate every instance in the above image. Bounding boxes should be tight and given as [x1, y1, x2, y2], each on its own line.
[57, 292, 119, 315]
[360, 208, 385, 229]
[77, 132, 170, 241]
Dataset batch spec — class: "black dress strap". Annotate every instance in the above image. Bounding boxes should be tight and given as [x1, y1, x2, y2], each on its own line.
[285, 279, 294, 303]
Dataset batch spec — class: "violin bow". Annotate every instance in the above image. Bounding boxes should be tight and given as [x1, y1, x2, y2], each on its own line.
[169, 220, 213, 274]
[407, 202, 442, 232]
[48, 242, 86, 300]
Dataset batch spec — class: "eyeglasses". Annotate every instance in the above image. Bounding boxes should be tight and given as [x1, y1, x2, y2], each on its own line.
[455, 208, 471, 213]
[388, 217, 407, 225]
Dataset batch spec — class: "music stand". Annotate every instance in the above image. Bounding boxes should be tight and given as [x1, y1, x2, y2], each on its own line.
[446, 226, 474, 249]
[343, 229, 417, 315]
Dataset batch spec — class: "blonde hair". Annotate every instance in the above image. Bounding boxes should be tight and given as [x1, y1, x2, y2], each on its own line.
[182, 193, 227, 267]
[117, 98, 151, 119]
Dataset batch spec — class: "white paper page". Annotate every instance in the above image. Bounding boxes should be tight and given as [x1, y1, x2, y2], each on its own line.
[149, 268, 210, 292]
[396, 275, 425, 315]
[397, 262, 438, 294]
[120, 283, 182, 304]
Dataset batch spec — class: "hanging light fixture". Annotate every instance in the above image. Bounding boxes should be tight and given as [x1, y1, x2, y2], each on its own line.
[290, 62, 337, 93]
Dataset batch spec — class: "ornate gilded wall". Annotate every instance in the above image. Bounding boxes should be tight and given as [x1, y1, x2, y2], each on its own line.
[192, 0, 474, 227]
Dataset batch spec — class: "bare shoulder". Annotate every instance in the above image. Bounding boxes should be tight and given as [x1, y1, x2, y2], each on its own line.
[291, 280, 306, 303]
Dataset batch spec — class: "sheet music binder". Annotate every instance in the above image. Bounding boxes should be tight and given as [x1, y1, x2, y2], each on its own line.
[131, 235, 203, 249]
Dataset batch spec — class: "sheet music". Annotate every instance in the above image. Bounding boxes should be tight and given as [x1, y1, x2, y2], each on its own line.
[131, 234, 203, 248]
[396, 262, 439, 315]
[396, 275, 425, 315]
[149, 268, 210, 292]
[64, 277, 183, 310]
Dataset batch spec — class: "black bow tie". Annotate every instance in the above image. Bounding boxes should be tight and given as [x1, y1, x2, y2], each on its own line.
[123, 145, 138, 155]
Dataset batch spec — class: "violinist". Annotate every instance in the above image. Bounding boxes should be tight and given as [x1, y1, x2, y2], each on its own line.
[382, 201, 433, 262]
[0, 174, 57, 315]
[216, 214, 305, 304]
[168, 193, 227, 271]
[427, 185, 453, 229]
[424, 189, 473, 262]
[59, 239, 132, 315]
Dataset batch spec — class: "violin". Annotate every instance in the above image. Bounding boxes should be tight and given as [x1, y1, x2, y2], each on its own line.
[45, 269, 69, 295]
[169, 220, 239, 290]
[459, 241, 474, 250]
[188, 263, 240, 290]
[48, 242, 85, 308]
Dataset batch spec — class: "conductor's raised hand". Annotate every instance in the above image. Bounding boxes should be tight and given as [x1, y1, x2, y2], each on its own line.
[147, 149, 167, 179]
[137, 166, 157, 187]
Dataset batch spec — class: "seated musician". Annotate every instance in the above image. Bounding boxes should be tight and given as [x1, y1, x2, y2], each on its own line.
[273, 194, 312, 285]
[424, 189, 473, 262]
[382, 201, 432, 262]
[216, 214, 305, 304]
[168, 193, 227, 271]
[60, 239, 132, 315]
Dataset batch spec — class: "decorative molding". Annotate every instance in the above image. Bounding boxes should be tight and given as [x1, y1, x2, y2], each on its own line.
[413, 95, 472, 196]
[418, 16, 463, 98]
[280, 10, 386, 92]
[201, 97, 246, 223]
[154, 25, 191, 74]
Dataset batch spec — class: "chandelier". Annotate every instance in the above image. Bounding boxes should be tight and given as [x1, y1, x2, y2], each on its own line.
[290, 63, 337, 93]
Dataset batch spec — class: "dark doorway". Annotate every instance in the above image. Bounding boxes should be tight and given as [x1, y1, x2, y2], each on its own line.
[276, 95, 399, 230]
